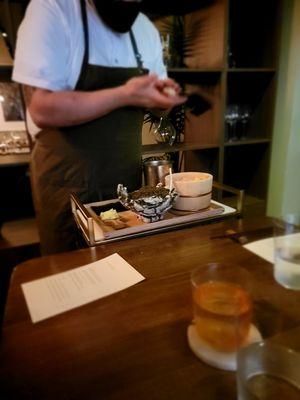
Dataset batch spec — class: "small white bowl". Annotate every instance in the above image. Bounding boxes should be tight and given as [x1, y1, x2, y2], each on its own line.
[165, 172, 213, 197]
[173, 193, 211, 211]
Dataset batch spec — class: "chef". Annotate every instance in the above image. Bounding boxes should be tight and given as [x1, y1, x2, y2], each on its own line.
[13, 0, 186, 255]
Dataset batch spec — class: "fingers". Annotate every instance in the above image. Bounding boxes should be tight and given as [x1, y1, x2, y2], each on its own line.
[151, 91, 187, 109]
[124, 73, 186, 109]
[147, 76, 187, 108]
[156, 78, 182, 94]
[132, 74, 183, 96]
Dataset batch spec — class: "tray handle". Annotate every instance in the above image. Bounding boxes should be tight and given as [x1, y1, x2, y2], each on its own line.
[212, 181, 244, 214]
[70, 193, 96, 246]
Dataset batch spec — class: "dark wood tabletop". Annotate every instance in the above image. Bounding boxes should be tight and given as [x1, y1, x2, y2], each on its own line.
[1, 217, 300, 400]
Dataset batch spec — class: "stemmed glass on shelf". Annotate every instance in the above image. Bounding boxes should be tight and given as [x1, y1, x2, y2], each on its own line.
[225, 104, 252, 142]
[225, 104, 239, 142]
[239, 105, 251, 139]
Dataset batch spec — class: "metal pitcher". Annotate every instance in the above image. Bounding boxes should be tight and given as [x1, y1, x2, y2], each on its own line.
[143, 159, 172, 187]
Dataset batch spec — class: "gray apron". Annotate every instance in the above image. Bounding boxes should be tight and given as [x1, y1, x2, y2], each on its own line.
[30, 0, 146, 254]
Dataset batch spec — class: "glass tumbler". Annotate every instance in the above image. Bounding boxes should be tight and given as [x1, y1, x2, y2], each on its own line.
[188, 263, 261, 371]
[273, 214, 300, 290]
[192, 263, 252, 352]
[237, 341, 300, 400]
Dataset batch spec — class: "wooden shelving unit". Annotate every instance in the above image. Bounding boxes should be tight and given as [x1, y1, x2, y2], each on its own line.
[142, 142, 219, 155]
[168, 68, 223, 74]
[228, 68, 276, 73]
[224, 138, 271, 147]
[150, 0, 281, 202]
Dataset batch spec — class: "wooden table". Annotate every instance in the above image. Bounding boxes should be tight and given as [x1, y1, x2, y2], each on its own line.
[1, 217, 300, 399]
[0, 154, 30, 168]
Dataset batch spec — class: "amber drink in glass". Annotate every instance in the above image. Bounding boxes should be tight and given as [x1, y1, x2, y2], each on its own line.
[191, 263, 253, 353]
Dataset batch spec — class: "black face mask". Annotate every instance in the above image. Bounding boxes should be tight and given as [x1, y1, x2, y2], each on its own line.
[93, 1, 141, 33]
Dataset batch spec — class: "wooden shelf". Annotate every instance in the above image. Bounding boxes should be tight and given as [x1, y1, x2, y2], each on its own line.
[142, 142, 219, 155]
[0, 154, 30, 168]
[224, 138, 271, 147]
[168, 69, 223, 86]
[227, 68, 276, 73]
[168, 68, 222, 74]
[168, 68, 276, 74]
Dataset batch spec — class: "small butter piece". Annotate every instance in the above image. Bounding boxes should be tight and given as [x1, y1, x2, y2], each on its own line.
[100, 208, 119, 221]
[162, 87, 176, 97]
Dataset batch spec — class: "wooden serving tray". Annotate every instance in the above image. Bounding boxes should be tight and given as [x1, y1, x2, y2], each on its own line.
[71, 195, 238, 246]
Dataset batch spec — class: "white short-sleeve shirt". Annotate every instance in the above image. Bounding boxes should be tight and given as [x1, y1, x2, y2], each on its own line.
[12, 0, 166, 136]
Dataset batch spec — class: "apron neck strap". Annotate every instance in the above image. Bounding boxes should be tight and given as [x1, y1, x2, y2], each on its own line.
[79, 0, 89, 71]
[79, 0, 144, 72]
[129, 29, 144, 71]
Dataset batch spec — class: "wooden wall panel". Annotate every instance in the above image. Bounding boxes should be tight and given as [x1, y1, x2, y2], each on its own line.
[184, 82, 222, 146]
[184, 0, 226, 69]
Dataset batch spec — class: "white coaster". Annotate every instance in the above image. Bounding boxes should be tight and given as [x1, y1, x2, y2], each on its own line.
[187, 324, 262, 371]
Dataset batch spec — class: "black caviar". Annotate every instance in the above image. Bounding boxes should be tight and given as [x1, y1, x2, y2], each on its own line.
[130, 186, 169, 200]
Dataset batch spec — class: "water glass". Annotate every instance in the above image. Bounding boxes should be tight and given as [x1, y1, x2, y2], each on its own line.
[273, 214, 300, 290]
[237, 341, 300, 400]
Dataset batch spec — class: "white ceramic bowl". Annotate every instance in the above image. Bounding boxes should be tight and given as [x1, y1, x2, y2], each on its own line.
[165, 172, 213, 197]
[173, 193, 211, 211]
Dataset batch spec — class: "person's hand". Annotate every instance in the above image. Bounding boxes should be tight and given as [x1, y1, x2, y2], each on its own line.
[123, 74, 187, 109]
[154, 77, 182, 98]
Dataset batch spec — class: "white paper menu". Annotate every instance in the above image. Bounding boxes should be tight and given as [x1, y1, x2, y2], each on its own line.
[243, 237, 274, 263]
[21, 253, 145, 323]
